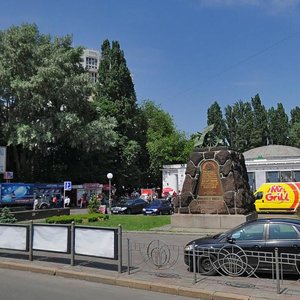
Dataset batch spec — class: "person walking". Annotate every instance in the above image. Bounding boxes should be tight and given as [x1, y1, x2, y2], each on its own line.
[64, 196, 70, 207]
[52, 195, 58, 208]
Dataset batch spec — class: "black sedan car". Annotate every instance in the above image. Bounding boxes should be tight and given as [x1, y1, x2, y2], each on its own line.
[184, 218, 300, 276]
[143, 199, 173, 215]
[111, 198, 147, 214]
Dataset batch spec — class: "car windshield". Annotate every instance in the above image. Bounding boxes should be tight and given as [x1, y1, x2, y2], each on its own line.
[119, 200, 134, 206]
[213, 223, 245, 239]
[150, 200, 162, 206]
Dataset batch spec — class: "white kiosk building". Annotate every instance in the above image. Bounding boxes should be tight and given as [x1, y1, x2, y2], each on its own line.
[243, 145, 300, 191]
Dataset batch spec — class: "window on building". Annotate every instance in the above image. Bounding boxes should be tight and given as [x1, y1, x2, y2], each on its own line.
[293, 171, 300, 182]
[247, 172, 255, 192]
[90, 72, 97, 83]
[280, 171, 292, 182]
[266, 171, 279, 183]
[85, 57, 98, 70]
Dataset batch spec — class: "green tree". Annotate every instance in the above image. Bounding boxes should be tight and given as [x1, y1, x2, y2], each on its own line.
[141, 100, 192, 186]
[224, 101, 252, 152]
[289, 122, 300, 148]
[207, 101, 227, 144]
[95, 40, 147, 189]
[268, 103, 289, 145]
[250, 94, 268, 147]
[224, 104, 237, 149]
[290, 106, 300, 126]
[0, 24, 117, 181]
[289, 106, 300, 147]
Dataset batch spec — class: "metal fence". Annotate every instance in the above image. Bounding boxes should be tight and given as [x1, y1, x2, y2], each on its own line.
[126, 238, 300, 294]
[0, 222, 123, 273]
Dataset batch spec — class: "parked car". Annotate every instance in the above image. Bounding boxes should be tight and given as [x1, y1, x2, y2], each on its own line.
[111, 198, 147, 214]
[184, 218, 300, 275]
[143, 199, 173, 215]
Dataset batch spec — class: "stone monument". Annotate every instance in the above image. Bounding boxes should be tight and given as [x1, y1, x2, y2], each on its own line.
[172, 125, 257, 229]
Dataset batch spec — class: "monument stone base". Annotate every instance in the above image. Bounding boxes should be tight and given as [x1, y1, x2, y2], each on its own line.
[171, 212, 257, 230]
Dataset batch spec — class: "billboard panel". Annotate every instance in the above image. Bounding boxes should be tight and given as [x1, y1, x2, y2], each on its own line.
[0, 147, 6, 174]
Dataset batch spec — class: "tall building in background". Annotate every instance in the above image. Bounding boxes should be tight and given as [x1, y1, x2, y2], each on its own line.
[81, 49, 100, 83]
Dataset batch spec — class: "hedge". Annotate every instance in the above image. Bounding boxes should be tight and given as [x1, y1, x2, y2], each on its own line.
[46, 213, 109, 224]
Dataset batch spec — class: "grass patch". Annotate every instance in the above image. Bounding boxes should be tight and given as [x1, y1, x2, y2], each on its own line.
[90, 215, 171, 231]
[45, 213, 171, 231]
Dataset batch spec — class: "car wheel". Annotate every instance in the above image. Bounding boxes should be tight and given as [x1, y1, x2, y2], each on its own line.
[40, 204, 48, 209]
[197, 255, 217, 276]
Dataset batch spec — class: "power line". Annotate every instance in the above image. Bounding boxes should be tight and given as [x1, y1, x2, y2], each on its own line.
[168, 31, 300, 101]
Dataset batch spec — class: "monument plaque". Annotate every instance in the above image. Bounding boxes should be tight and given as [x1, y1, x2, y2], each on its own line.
[198, 160, 223, 197]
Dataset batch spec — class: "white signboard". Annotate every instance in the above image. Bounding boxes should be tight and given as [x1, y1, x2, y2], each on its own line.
[64, 181, 72, 191]
[0, 146, 6, 174]
[75, 228, 115, 258]
[33, 225, 69, 253]
[0, 226, 27, 250]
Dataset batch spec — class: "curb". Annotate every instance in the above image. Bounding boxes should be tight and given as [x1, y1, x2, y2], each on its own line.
[0, 261, 271, 300]
[0, 261, 56, 275]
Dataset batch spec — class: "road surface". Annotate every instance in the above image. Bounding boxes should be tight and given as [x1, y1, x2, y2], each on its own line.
[0, 268, 195, 300]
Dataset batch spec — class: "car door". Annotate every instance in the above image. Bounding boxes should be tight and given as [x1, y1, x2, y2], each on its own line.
[131, 200, 138, 213]
[230, 222, 266, 252]
[162, 201, 171, 214]
[134, 199, 145, 213]
[264, 222, 300, 272]
[228, 222, 266, 272]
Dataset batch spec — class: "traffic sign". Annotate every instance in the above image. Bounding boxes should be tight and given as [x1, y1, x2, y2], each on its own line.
[64, 181, 72, 191]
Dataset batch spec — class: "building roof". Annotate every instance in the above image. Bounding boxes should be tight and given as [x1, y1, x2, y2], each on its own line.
[244, 145, 300, 160]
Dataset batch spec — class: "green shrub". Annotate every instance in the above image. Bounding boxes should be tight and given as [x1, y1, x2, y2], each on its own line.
[87, 195, 100, 213]
[46, 213, 108, 224]
[0, 207, 17, 223]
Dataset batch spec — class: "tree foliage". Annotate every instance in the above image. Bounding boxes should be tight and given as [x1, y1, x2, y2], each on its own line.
[0, 24, 117, 182]
[207, 101, 227, 144]
[141, 100, 192, 186]
[94, 39, 148, 189]
[268, 103, 289, 145]
[250, 94, 268, 147]
[209, 95, 299, 153]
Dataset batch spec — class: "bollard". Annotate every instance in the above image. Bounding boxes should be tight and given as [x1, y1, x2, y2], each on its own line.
[193, 241, 196, 284]
[118, 224, 122, 274]
[70, 221, 75, 266]
[275, 248, 280, 294]
[28, 220, 33, 261]
[127, 238, 131, 275]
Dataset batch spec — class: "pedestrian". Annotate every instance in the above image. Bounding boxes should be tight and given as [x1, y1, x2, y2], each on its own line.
[80, 196, 84, 208]
[52, 195, 58, 208]
[33, 198, 39, 210]
[64, 196, 70, 207]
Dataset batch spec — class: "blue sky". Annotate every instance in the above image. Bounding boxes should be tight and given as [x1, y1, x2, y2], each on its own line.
[1, 0, 300, 135]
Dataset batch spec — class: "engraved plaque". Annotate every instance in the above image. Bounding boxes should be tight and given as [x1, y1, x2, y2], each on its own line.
[197, 160, 223, 197]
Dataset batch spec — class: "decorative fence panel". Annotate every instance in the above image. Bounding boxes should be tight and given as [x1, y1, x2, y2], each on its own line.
[0, 222, 122, 273]
[127, 238, 300, 294]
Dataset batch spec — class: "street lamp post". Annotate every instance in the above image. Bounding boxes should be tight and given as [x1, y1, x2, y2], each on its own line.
[107, 172, 113, 214]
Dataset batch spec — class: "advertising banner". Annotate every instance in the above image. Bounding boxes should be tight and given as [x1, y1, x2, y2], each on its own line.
[0, 146, 6, 174]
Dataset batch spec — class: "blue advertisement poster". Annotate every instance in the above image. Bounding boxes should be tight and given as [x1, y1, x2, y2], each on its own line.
[0, 183, 35, 205]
